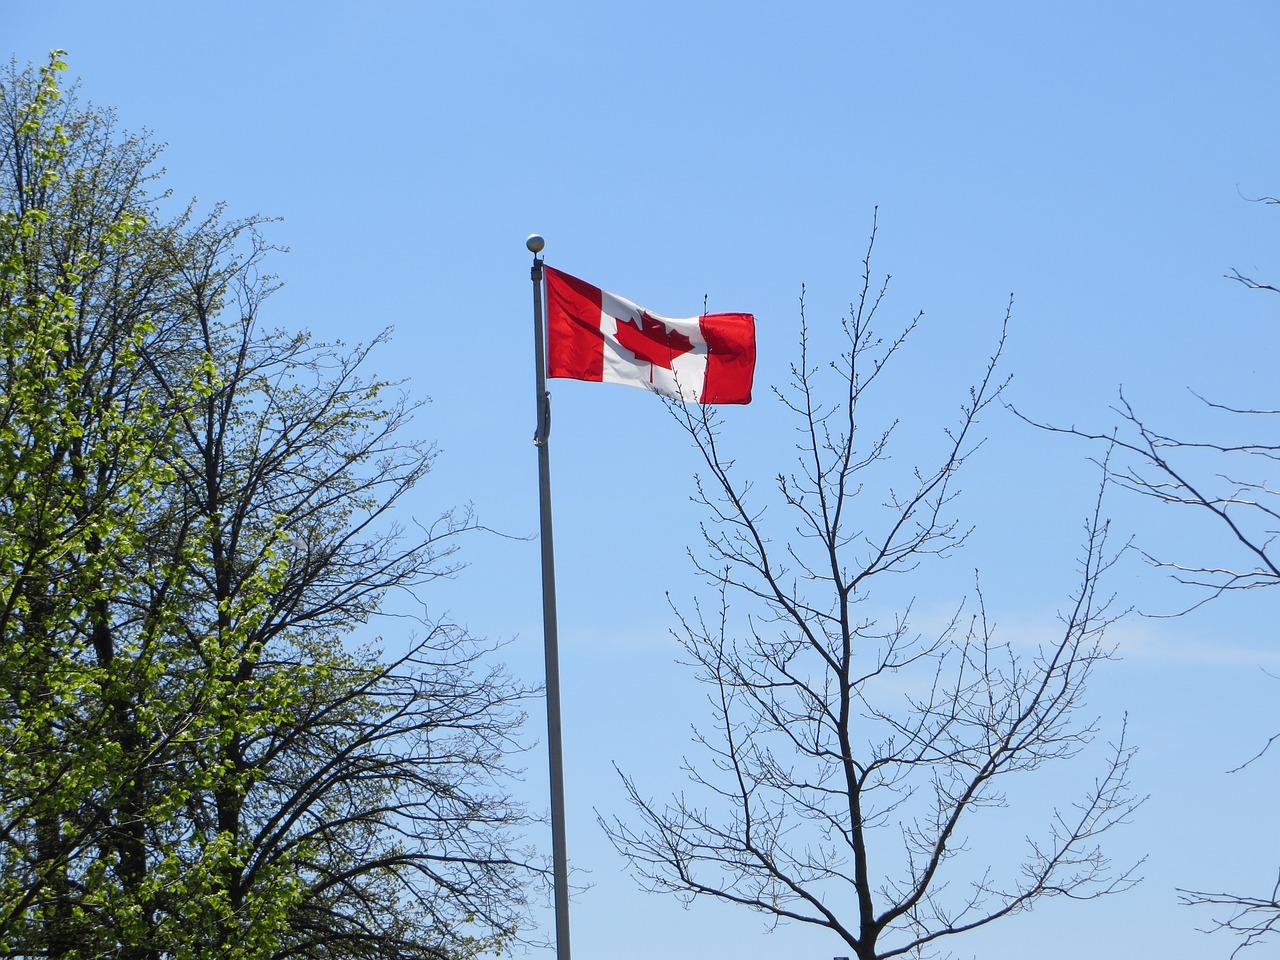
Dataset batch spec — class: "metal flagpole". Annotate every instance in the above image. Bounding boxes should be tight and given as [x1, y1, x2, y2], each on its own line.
[527, 234, 571, 960]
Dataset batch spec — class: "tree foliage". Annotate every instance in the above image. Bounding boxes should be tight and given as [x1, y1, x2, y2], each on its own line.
[602, 220, 1142, 960]
[0, 53, 530, 960]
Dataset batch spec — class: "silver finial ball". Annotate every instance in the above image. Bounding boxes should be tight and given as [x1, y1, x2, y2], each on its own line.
[526, 234, 545, 254]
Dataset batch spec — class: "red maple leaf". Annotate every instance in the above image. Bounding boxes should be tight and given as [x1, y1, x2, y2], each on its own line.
[613, 311, 694, 370]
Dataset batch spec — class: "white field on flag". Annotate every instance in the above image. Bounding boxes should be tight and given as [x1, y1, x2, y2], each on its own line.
[597, 287, 710, 403]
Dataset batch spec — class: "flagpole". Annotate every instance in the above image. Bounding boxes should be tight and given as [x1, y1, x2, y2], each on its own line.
[527, 233, 572, 960]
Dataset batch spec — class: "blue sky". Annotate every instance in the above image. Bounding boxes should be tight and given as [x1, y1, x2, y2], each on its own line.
[9, 3, 1280, 958]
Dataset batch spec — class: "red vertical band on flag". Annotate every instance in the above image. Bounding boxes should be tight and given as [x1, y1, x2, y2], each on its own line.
[545, 267, 605, 383]
[699, 313, 756, 404]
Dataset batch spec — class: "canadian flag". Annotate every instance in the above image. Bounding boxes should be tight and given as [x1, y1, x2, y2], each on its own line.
[545, 267, 755, 405]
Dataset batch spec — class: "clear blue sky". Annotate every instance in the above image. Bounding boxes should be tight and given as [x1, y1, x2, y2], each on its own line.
[10, 4, 1280, 958]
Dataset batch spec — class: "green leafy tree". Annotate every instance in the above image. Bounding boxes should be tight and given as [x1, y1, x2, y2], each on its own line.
[0, 51, 199, 958]
[0, 54, 529, 960]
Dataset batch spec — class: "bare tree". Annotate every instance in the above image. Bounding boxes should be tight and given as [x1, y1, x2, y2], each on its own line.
[1016, 199, 1280, 958]
[1018, 396, 1280, 957]
[602, 220, 1143, 960]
